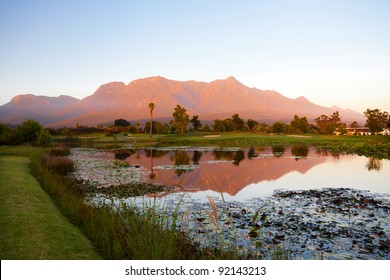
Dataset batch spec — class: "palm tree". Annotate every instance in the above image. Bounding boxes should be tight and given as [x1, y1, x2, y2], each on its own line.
[148, 103, 155, 138]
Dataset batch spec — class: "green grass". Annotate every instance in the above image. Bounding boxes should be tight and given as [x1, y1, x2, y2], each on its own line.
[75, 132, 390, 159]
[0, 153, 101, 259]
[0, 145, 42, 157]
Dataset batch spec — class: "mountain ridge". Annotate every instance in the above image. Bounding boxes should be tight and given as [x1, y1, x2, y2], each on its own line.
[0, 76, 365, 127]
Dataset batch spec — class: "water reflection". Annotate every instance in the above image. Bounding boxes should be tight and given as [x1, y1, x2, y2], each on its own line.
[172, 151, 190, 176]
[107, 146, 389, 198]
[248, 147, 257, 159]
[115, 152, 131, 160]
[114, 149, 135, 160]
[192, 150, 202, 165]
[233, 150, 245, 166]
[148, 147, 156, 179]
[213, 150, 245, 165]
[145, 149, 168, 158]
[272, 146, 286, 157]
[366, 157, 383, 171]
[315, 149, 340, 159]
[291, 145, 309, 160]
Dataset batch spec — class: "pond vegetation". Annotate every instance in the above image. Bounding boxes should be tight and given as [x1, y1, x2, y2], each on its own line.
[67, 144, 389, 259]
[2, 132, 389, 260]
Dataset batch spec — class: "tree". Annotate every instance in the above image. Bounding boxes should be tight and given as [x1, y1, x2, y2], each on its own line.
[135, 122, 141, 134]
[148, 103, 155, 137]
[231, 114, 246, 131]
[36, 129, 53, 147]
[203, 124, 211, 132]
[272, 121, 288, 134]
[190, 115, 202, 131]
[114, 119, 131, 127]
[364, 108, 389, 135]
[290, 115, 310, 133]
[15, 119, 42, 143]
[0, 123, 15, 145]
[212, 115, 245, 132]
[314, 111, 342, 134]
[253, 123, 270, 133]
[349, 121, 360, 128]
[144, 121, 156, 135]
[212, 119, 227, 132]
[154, 121, 171, 134]
[246, 119, 259, 131]
[172, 105, 190, 134]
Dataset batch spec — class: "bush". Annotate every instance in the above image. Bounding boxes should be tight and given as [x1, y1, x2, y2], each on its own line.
[15, 119, 42, 144]
[37, 129, 53, 147]
[41, 155, 75, 176]
[47, 146, 71, 156]
[55, 135, 81, 147]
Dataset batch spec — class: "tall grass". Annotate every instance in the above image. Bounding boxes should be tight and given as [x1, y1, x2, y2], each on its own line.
[47, 146, 70, 156]
[41, 154, 75, 176]
[29, 149, 204, 259]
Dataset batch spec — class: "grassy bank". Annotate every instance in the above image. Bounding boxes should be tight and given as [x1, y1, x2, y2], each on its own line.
[0, 149, 101, 259]
[28, 147, 217, 259]
[77, 132, 390, 159]
[0, 146, 250, 260]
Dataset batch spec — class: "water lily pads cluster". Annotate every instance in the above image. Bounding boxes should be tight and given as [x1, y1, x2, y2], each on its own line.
[184, 188, 389, 259]
[153, 164, 198, 171]
[162, 189, 389, 259]
[69, 148, 149, 188]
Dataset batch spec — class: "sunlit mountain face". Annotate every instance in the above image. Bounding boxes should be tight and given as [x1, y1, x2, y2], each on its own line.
[0, 76, 364, 127]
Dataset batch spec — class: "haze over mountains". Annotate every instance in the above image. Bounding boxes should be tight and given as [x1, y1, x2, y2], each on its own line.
[0, 76, 364, 127]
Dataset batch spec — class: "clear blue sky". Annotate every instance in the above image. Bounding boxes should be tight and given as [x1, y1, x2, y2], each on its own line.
[1, 0, 389, 113]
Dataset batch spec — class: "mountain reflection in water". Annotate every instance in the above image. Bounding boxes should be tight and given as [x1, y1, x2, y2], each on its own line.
[142, 146, 326, 196]
[107, 146, 389, 199]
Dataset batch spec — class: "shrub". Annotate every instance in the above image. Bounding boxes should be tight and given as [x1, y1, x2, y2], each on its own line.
[15, 119, 42, 144]
[37, 129, 53, 147]
[41, 155, 74, 176]
[47, 146, 70, 156]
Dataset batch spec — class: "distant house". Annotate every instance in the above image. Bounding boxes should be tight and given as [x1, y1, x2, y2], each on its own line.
[379, 128, 390, 135]
[345, 127, 372, 136]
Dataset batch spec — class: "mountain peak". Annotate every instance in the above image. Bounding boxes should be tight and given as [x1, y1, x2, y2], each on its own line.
[225, 76, 238, 82]
[225, 76, 242, 85]
[295, 96, 309, 102]
[93, 81, 126, 96]
[11, 94, 35, 103]
[330, 105, 343, 111]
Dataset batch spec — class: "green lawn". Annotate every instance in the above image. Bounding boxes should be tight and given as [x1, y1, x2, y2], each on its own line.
[0, 153, 101, 259]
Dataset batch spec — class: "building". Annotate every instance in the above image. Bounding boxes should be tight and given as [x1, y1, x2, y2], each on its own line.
[345, 127, 372, 136]
[379, 128, 390, 135]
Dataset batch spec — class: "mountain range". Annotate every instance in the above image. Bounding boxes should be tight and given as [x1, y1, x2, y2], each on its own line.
[0, 76, 365, 127]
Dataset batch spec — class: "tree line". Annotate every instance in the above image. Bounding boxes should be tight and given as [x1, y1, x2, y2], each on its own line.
[111, 106, 390, 136]
[1, 106, 389, 146]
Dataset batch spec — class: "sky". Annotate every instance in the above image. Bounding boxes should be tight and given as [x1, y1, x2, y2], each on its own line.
[0, 0, 389, 113]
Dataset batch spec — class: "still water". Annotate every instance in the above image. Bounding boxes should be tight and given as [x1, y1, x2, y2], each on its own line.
[71, 146, 390, 259]
[106, 146, 389, 202]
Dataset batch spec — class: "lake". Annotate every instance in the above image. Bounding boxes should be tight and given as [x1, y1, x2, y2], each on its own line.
[72, 146, 389, 201]
[70, 146, 390, 259]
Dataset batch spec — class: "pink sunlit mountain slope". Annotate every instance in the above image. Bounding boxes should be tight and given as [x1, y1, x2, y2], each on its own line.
[0, 76, 364, 127]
